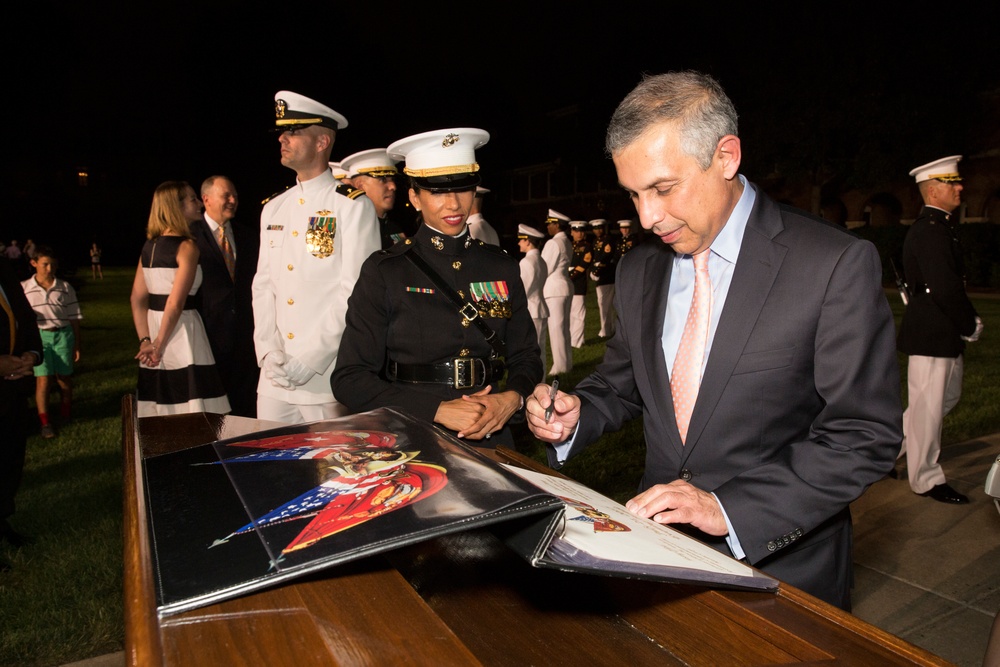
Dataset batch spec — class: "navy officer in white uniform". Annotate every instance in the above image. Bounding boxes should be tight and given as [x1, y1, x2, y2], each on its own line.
[252, 91, 381, 423]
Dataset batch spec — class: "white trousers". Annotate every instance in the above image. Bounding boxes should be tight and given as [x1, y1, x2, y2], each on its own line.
[901, 354, 963, 493]
[596, 284, 616, 338]
[545, 295, 572, 376]
[570, 295, 586, 348]
[257, 395, 348, 425]
[532, 316, 548, 376]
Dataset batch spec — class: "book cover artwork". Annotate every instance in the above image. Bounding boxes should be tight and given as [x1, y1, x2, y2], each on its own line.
[143, 408, 559, 616]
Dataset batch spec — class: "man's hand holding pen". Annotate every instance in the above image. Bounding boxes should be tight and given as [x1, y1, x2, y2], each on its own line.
[526, 382, 581, 443]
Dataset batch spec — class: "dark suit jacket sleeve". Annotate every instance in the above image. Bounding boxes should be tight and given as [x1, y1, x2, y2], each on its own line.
[713, 237, 901, 564]
[553, 252, 651, 467]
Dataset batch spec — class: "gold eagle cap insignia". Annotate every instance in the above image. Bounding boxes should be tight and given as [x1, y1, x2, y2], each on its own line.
[442, 133, 459, 148]
[275, 99, 287, 119]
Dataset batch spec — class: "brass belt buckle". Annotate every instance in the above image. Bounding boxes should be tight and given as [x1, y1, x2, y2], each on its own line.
[459, 303, 479, 322]
[453, 358, 475, 389]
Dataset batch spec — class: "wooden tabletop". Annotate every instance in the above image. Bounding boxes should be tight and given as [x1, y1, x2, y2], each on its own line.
[122, 399, 953, 666]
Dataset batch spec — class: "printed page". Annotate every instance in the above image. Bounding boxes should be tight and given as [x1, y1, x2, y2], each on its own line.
[505, 465, 754, 577]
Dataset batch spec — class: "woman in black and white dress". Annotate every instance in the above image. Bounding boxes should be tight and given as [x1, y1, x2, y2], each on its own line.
[130, 181, 229, 417]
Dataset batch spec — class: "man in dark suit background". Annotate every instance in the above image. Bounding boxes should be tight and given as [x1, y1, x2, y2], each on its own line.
[527, 71, 901, 610]
[190, 175, 260, 417]
[1, 256, 42, 568]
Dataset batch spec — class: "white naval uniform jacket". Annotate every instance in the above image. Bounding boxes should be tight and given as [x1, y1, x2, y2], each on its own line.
[541, 231, 573, 298]
[519, 248, 550, 319]
[252, 170, 381, 404]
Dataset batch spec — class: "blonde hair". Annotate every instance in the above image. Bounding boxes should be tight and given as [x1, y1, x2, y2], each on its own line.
[147, 181, 194, 239]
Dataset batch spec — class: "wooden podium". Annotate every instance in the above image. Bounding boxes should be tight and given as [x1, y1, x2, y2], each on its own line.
[122, 399, 952, 666]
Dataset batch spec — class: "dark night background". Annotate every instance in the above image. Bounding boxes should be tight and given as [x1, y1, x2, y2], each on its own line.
[3, 2, 999, 268]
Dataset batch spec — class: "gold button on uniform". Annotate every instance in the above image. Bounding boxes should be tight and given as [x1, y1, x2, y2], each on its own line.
[287, 333, 295, 339]
[298, 198, 305, 205]
[452, 261, 461, 270]
[287, 264, 294, 271]
[287, 298, 294, 305]
[292, 230, 298, 237]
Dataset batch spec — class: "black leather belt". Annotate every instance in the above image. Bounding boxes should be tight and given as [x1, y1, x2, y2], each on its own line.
[386, 357, 505, 389]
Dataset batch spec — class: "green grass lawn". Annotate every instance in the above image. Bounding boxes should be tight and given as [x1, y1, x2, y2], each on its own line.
[0, 270, 996, 666]
[0, 267, 136, 667]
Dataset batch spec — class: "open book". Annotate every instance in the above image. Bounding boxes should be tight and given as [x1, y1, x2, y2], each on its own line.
[142, 408, 775, 617]
[499, 465, 777, 591]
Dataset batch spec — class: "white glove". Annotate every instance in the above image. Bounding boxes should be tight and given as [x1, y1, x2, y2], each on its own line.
[282, 355, 316, 387]
[962, 316, 984, 343]
[262, 350, 291, 389]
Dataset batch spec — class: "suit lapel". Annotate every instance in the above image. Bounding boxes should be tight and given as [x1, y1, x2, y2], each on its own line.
[639, 246, 686, 454]
[681, 193, 787, 456]
[197, 217, 232, 283]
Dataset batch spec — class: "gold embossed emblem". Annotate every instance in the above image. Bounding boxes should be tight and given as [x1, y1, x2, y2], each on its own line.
[275, 99, 287, 119]
[431, 236, 444, 250]
[452, 261, 461, 270]
[442, 133, 459, 147]
[306, 213, 336, 258]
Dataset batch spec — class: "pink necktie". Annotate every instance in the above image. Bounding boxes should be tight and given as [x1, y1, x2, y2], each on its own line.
[671, 251, 712, 444]
[217, 224, 236, 282]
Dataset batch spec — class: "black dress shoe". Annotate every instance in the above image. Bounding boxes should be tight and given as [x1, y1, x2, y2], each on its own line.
[919, 483, 970, 504]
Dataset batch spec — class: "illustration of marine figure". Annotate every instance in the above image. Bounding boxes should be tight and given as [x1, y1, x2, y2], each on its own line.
[208, 430, 448, 556]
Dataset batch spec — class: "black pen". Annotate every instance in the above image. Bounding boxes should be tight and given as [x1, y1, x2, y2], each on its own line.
[544, 380, 559, 423]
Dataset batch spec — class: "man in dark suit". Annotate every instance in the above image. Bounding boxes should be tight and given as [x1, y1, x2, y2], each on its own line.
[896, 156, 982, 504]
[191, 175, 260, 417]
[527, 71, 901, 610]
[1, 256, 42, 567]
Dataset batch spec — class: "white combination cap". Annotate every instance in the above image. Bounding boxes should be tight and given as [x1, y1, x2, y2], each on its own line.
[340, 148, 398, 178]
[909, 155, 962, 183]
[517, 224, 545, 239]
[618, 219, 632, 227]
[329, 161, 349, 180]
[388, 128, 489, 192]
[546, 209, 570, 224]
[589, 218, 608, 228]
[274, 90, 348, 130]
[570, 220, 588, 230]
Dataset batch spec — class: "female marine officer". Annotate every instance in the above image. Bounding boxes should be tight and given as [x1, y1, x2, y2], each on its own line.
[331, 128, 542, 445]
